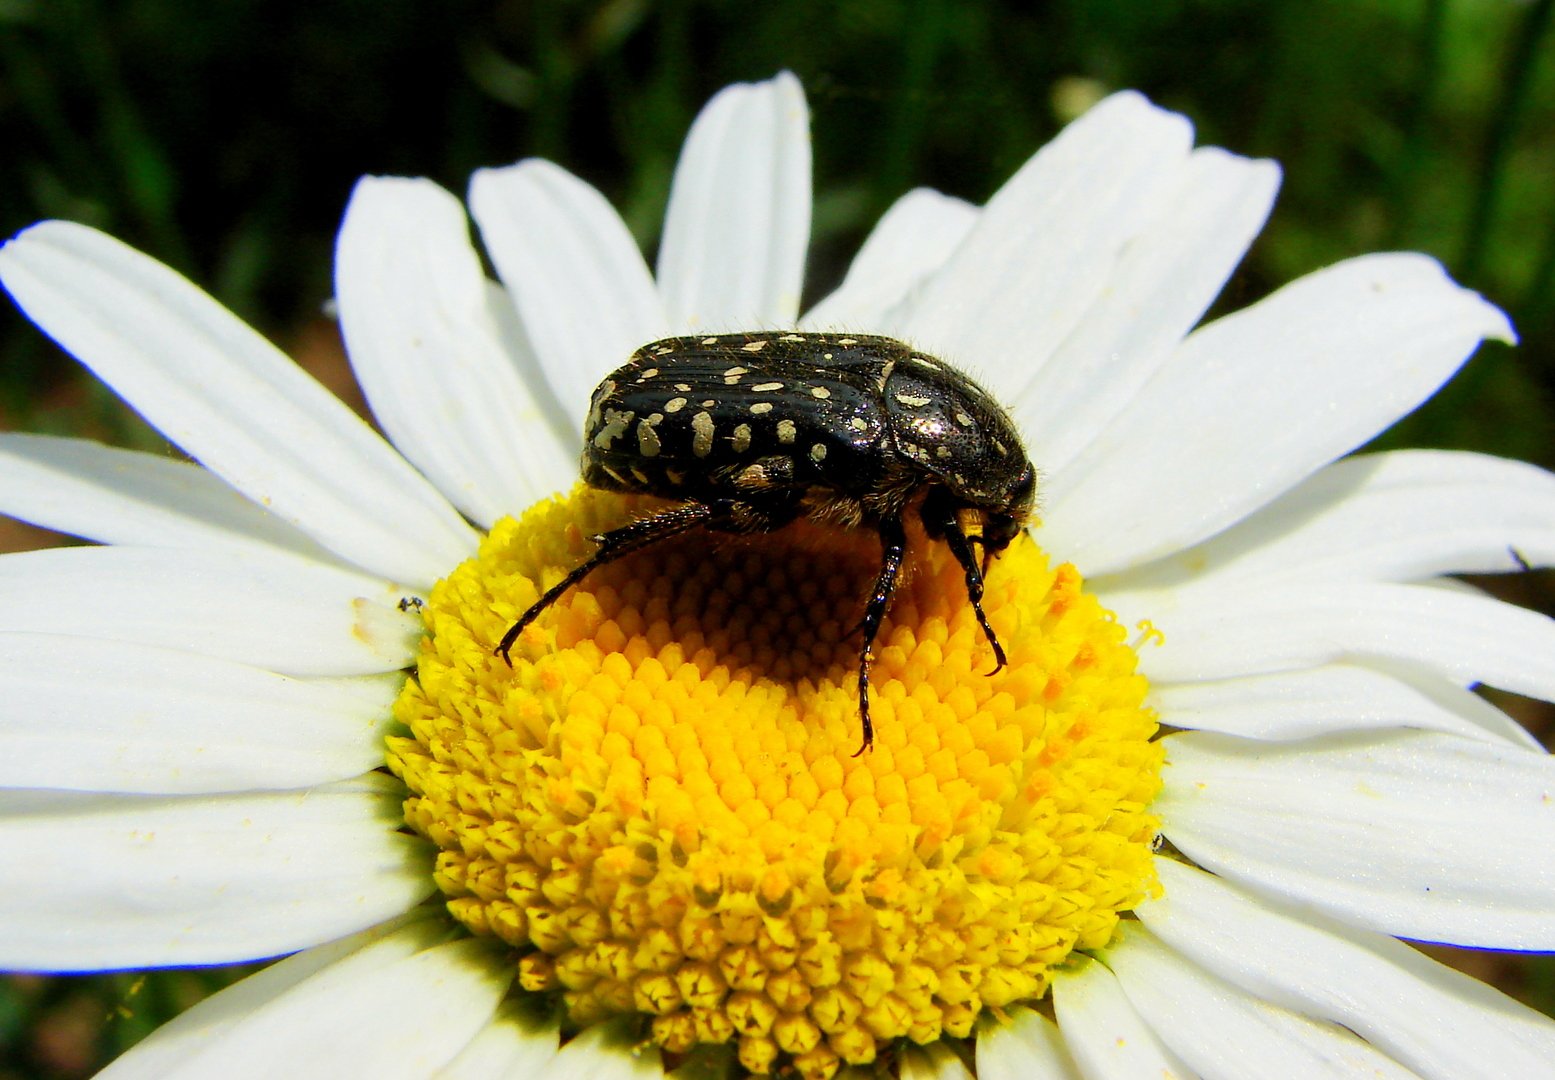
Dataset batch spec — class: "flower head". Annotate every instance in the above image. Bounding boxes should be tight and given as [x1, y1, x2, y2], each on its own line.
[3, 71, 1554, 1078]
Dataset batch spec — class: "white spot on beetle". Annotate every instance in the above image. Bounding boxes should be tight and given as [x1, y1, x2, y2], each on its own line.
[637, 419, 662, 457]
[750, 402, 774, 416]
[894, 391, 933, 408]
[810, 443, 828, 463]
[636, 367, 660, 381]
[936, 445, 952, 459]
[691, 411, 715, 457]
[741, 340, 768, 353]
[809, 386, 831, 399]
[752, 381, 784, 392]
[664, 397, 688, 414]
[700, 336, 718, 345]
[723, 366, 749, 377]
[992, 438, 1008, 456]
[849, 416, 868, 432]
[732, 423, 753, 452]
[954, 410, 974, 427]
[675, 383, 692, 392]
[776, 418, 797, 444]
[836, 337, 858, 346]
[592, 407, 634, 449]
[779, 333, 805, 342]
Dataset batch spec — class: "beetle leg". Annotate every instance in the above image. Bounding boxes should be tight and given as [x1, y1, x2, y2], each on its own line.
[497, 500, 717, 664]
[972, 533, 995, 581]
[496, 494, 805, 664]
[920, 499, 1008, 676]
[853, 515, 907, 756]
[710, 488, 804, 535]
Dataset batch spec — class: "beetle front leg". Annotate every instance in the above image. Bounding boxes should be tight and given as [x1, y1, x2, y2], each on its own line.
[919, 495, 1008, 675]
[853, 515, 907, 756]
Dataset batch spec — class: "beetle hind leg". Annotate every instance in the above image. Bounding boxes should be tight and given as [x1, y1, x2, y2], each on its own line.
[496, 501, 716, 663]
[496, 492, 807, 664]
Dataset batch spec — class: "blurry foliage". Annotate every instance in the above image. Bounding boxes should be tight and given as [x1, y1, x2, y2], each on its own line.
[1, 0, 1552, 456]
[0, 0, 1552, 1075]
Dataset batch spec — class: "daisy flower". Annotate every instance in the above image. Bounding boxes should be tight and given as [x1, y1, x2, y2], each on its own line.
[3, 71, 1554, 1078]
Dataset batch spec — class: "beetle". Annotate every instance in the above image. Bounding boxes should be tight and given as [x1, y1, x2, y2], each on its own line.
[496, 331, 1036, 754]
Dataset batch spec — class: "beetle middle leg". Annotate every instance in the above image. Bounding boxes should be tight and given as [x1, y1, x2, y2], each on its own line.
[853, 515, 907, 756]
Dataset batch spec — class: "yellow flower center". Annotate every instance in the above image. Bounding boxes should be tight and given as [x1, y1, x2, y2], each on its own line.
[387, 487, 1161, 1079]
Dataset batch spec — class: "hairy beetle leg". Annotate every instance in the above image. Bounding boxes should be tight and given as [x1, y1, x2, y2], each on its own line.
[852, 516, 908, 757]
[923, 497, 1008, 677]
[496, 501, 716, 664]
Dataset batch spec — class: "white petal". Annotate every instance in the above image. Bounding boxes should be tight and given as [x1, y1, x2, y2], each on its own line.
[469, 158, 666, 415]
[0, 774, 432, 969]
[103, 913, 513, 1080]
[1050, 955, 1189, 1079]
[193, 936, 508, 1079]
[551, 1020, 665, 1079]
[1016, 148, 1281, 475]
[1100, 450, 1555, 594]
[0, 632, 400, 793]
[1103, 930, 1419, 1079]
[1141, 860, 1555, 1079]
[99, 911, 429, 1077]
[1149, 660, 1541, 749]
[431, 1006, 561, 1079]
[1420, 575, 1492, 598]
[1128, 580, 1555, 705]
[0, 434, 338, 560]
[656, 72, 811, 331]
[1041, 254, 1516, 575]
[900, 1042, 975, 1080]
[0, 222, 477, 586]
[976, 1007, 1083, 1080]
[1159, 729, 1555, 948]
[800, 187, 977, 332]
[0, 545, 417, 676]
[901, 91, 1194, 404]
[335, 176, 576, 524]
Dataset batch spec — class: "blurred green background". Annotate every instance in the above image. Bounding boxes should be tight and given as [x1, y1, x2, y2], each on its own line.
[1, 0, 1552, 1075]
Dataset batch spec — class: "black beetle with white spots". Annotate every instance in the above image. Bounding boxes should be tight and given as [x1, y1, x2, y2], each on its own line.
[498, 331, 1037, 754]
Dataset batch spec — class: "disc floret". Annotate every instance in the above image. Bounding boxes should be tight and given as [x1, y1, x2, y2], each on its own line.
[388, 488, 1161, 1078]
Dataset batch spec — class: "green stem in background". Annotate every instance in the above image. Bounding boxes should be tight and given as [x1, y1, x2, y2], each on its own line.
[1461, 0, 1553, 281]
[1527, 196, 1555, 321]
[1386, 0, 1446, 248]
[879, 0, 948, 212]
[527, 0, 575, 163]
